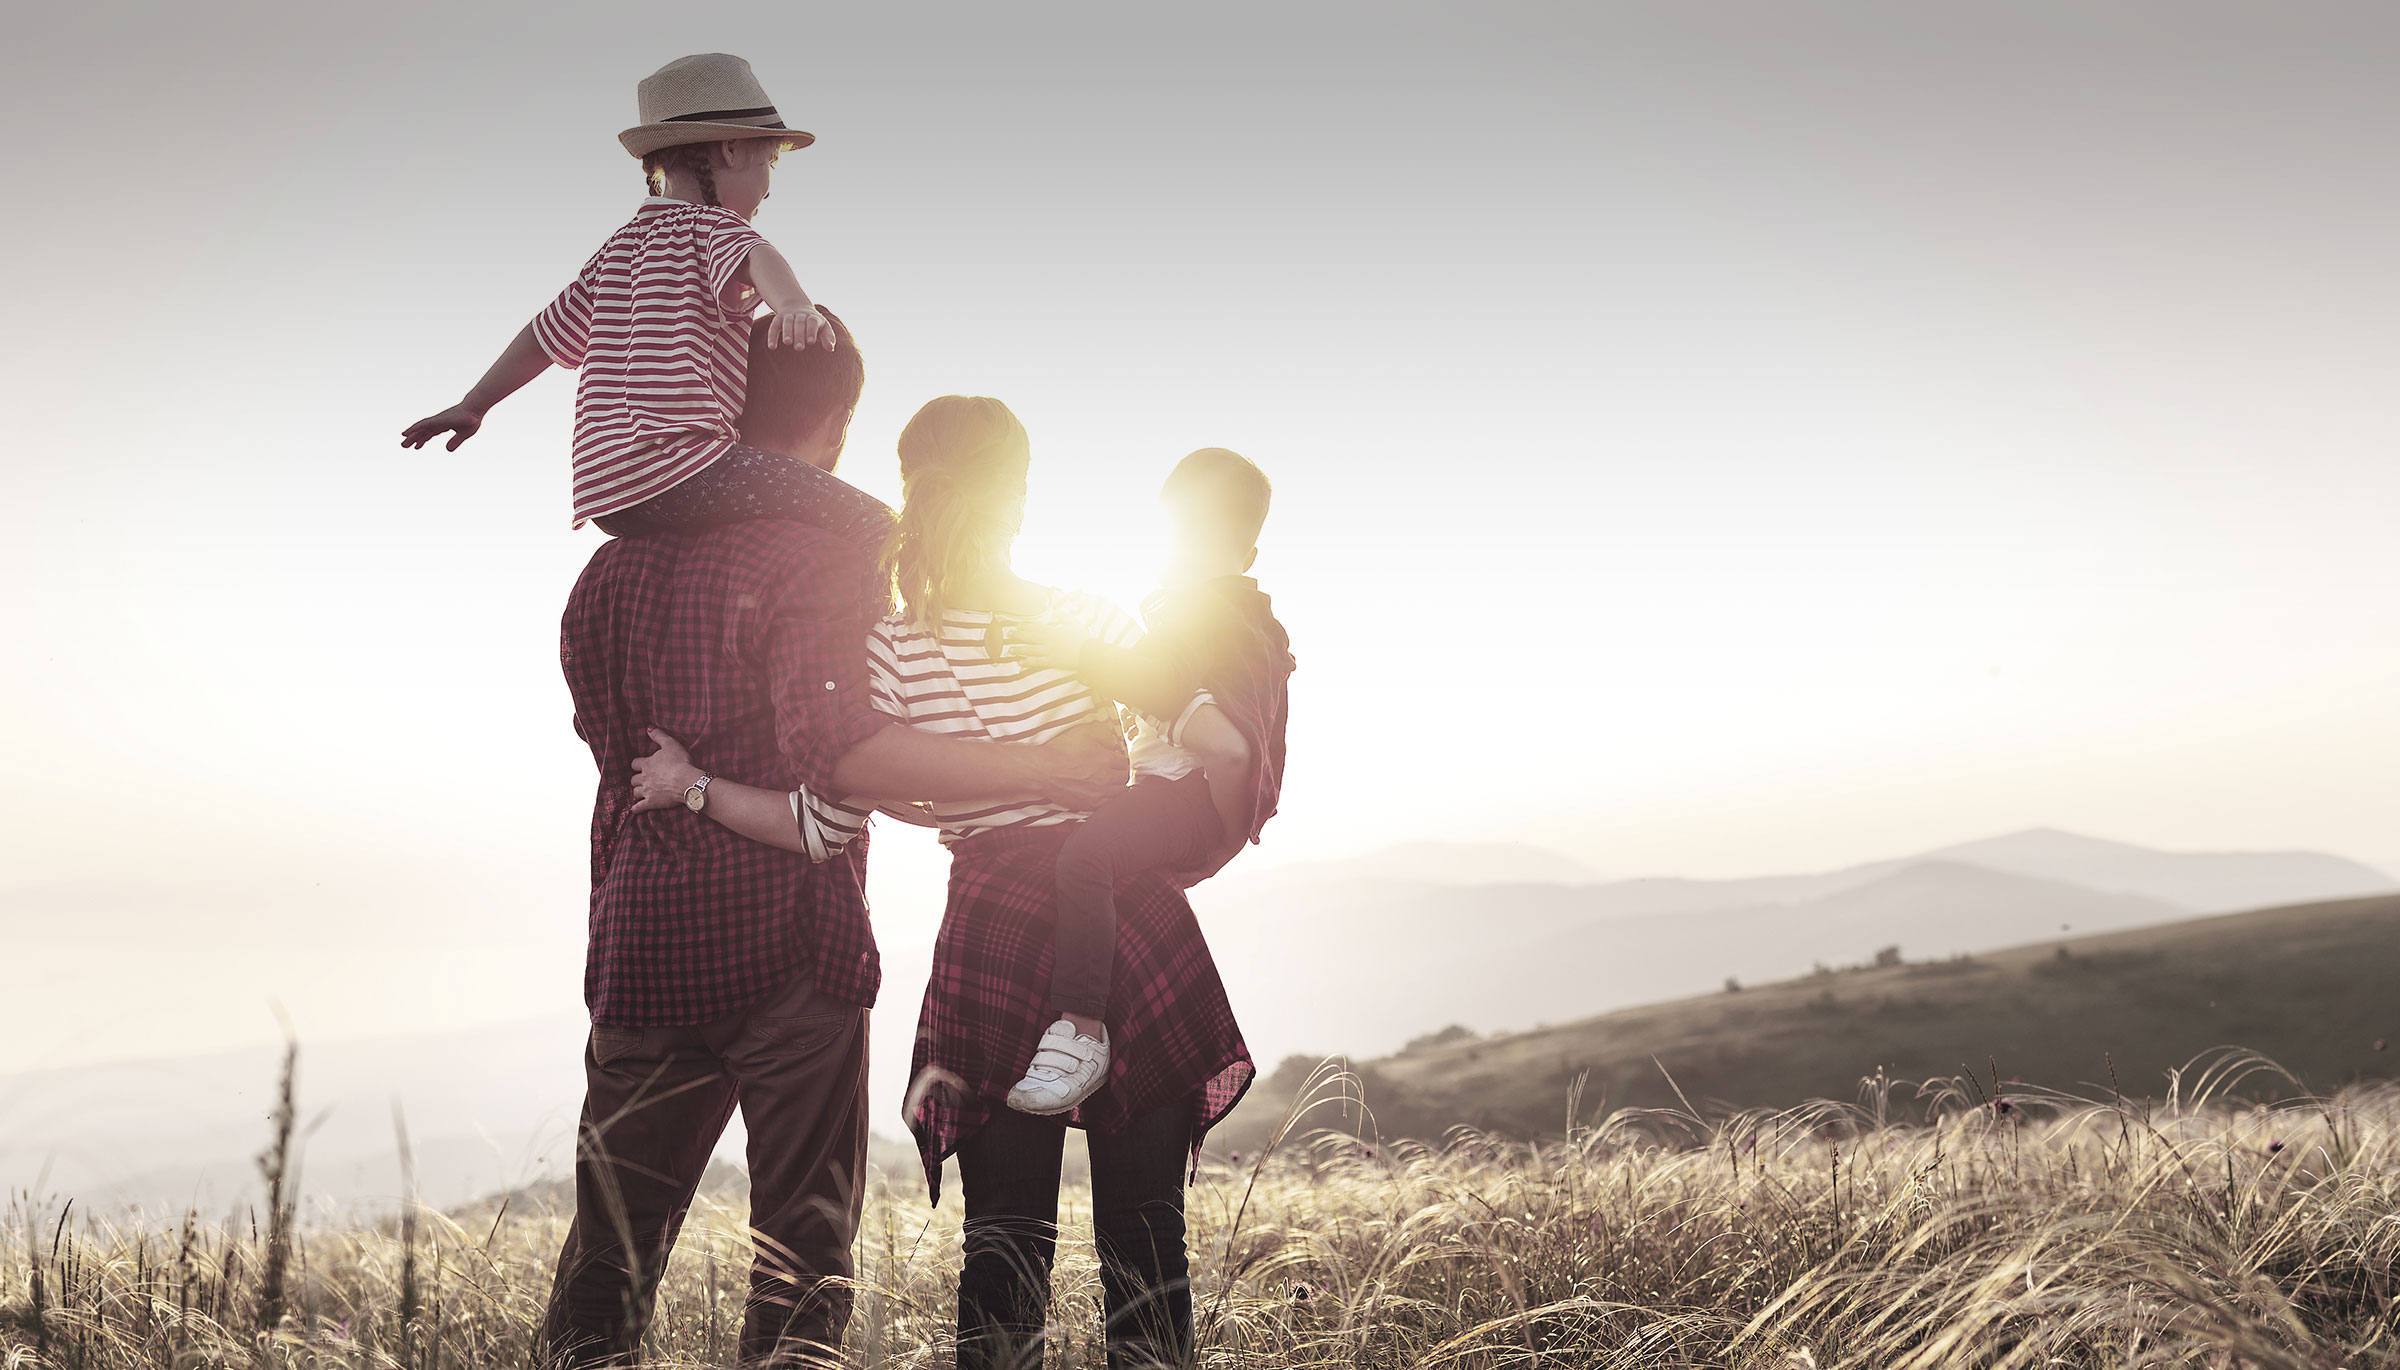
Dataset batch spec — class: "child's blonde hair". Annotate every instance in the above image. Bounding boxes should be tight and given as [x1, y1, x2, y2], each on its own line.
[641, 139, 780, 207]
[887, 396, 1032, 629]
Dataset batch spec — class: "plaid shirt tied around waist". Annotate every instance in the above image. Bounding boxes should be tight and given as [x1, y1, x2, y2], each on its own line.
[561, 520, 892, 1024]
[907, 825, 1255, 1200]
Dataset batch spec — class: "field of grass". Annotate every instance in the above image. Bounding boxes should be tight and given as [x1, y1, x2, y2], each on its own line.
[9, 1054, 2400, 1368]
[1218, 893, 2400, 1155]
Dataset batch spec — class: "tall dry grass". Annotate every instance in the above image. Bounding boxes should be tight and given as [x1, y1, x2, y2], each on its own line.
[6, 1051, 2400, 1368]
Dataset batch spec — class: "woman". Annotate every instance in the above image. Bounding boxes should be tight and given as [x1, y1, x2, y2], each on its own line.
[631, 395, 1254, 1368]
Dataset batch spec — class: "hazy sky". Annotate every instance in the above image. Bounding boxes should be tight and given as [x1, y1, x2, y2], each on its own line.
[4, 1, 2398, 1076]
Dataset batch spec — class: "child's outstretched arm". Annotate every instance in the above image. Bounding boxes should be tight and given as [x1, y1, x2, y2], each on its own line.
[739, 243, 837, 353]
[400, 322, 555, 451]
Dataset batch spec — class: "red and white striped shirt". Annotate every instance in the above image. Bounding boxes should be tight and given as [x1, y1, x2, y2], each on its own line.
[783, 589, 1212, 857]
[534, 198, 767, 527]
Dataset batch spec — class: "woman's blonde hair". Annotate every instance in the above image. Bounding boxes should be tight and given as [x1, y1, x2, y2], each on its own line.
[887, 396, 1031, 628]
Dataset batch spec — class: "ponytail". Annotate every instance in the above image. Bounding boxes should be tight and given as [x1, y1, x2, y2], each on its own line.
[888, 397, 1031, 629]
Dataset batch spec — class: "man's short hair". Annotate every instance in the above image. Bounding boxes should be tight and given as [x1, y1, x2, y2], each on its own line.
[736, 307, 864, 457]
[1162, 447, 1272, 547]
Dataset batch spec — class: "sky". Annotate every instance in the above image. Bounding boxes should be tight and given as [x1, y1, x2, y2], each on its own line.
[3, 0, 2398, 1084]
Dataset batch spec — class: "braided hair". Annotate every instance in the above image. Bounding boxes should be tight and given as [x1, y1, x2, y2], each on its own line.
[641, 142, 721, 206]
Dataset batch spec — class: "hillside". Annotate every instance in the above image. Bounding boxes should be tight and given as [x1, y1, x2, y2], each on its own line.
[1197, 828, 2394, 1064]
[1217, 892, 2400, 1153]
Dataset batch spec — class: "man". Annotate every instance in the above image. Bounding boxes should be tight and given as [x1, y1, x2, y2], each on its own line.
[541, 309, 1119, 1367]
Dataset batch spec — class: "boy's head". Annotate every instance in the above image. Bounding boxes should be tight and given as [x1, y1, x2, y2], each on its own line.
[738, 307, 863, 471]
[1161, 448, 1271, 584]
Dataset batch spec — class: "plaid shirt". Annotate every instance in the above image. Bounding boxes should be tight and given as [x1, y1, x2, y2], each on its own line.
[905, 826, 1255, 1201]
[561, 520, 892, 1024]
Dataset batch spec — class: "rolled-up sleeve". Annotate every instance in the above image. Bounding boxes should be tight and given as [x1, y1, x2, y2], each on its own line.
[789, 786, 873, 862]
[699, 208, 768, 316]
[765, 542, 891, 797]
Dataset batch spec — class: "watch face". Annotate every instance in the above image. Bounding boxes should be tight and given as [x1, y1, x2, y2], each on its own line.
[685, 783, 706, 813]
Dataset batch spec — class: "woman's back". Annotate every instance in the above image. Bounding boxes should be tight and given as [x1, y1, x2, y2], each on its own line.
[869, 588, 1184, 841]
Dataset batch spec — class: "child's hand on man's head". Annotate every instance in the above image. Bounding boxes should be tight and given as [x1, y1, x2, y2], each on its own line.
[765, 306, 837, 353]
[1005, 619, 1091, 673]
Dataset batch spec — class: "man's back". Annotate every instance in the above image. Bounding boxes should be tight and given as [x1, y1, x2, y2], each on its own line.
[561, 520, 887, 1024]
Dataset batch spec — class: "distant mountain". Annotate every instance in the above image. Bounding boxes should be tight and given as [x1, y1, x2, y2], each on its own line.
[1240, 841, 1605, 888]
[1202, 860, 2185, 1065]
[1918, 828, 2394, 914]
[0, 1014, 589, 1216]
[15, 828, 2388, 1215]
[1196, 828, 2394, 1064]
[1217, 892, 2400, 1153]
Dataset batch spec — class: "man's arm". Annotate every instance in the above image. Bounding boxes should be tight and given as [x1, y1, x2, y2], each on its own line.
[400, 322, 555, 451]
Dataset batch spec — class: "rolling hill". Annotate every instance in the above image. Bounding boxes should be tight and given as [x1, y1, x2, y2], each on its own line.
[9, 829, 2389, 1214]
[1195, 828, 2393, 1064]
[1215, 892, 2400, 1154]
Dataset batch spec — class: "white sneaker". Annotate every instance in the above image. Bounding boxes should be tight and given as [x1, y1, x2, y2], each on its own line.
[1006, 1019, 1111, 1115]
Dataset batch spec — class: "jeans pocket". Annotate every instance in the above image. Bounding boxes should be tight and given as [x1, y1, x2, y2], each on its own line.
[591, 1025, 647, 1066]
[750, 1010, 854, 1054]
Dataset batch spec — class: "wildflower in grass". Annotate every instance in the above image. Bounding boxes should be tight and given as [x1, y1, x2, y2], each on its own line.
[1995, 1097, 2013, 1115]
[2267, 1138, 2285, 1153]
[2377, 1039, 2388, 1051]
[1229, 1150, 1243, 1164]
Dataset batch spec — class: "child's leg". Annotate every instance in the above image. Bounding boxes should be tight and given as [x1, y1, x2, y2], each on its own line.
[1049, 777, 1221, 1021]
[597, 445, 897, 549]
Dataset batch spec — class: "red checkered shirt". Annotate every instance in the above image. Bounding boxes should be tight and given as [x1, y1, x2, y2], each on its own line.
[560, 520, 892, 1024]
[906, 826, 1255, 1200]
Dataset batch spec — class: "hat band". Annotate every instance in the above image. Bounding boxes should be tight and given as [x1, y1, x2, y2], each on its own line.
[663, 105, 786, 127]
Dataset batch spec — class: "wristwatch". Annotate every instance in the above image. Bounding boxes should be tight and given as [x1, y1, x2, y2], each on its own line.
[683, 773, 714, 813]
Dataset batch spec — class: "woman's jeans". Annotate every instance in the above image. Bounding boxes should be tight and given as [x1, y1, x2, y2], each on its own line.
[955, 1101, 1194, 1369]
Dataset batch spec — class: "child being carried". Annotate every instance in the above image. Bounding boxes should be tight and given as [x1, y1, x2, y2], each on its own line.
[1001, 448, 1296, 1115]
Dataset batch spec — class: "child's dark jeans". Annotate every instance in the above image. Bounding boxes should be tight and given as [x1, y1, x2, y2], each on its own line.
[595, 444, 896, 612]
[1050, 773, 1221, 1020]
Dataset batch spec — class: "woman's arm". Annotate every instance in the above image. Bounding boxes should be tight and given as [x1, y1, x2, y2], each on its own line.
[831, 718, 1126, 812]
[1179, 702, 1255, 880]
[628, 721, 1130, 854]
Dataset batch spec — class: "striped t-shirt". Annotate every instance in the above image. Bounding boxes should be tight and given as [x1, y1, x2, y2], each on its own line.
[533, 198, 766, 527]
[787, 589, 1208, 856]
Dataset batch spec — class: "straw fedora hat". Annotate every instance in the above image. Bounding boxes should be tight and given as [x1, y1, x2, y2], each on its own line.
[619, 53, 815, 158]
